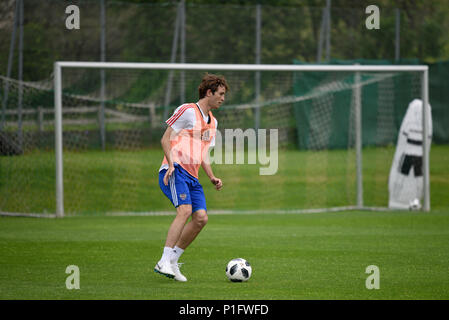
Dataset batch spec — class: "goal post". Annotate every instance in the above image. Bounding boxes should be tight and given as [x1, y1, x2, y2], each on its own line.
[421, 68, 430, 212]
[40, 62, 425, 216]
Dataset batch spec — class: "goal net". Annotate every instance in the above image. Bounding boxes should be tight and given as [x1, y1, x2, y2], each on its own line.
[0, 63, 430, 217]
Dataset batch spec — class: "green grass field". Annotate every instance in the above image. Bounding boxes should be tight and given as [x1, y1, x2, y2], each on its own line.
[1, 144, 448, 300]
[1, 210, 449, 300]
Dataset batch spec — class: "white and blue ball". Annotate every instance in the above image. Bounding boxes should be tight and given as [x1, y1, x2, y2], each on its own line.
[409, 198, 422, 210]
[226, 258, 252, 282]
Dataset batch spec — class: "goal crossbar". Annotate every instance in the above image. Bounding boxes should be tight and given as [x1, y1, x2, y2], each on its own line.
[55, 61, 428, 72]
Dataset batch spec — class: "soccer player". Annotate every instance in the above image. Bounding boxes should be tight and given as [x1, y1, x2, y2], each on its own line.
[154, 73, 228, 282]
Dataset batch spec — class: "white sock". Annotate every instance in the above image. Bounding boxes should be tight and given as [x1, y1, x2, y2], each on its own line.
[171, 246, 184, 263]
[160, 246, 173, 263]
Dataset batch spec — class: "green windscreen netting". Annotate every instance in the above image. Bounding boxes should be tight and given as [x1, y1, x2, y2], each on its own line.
[293, 59, 424, 150]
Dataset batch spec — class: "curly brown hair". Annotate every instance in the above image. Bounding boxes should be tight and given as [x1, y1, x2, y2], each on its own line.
[198, 73, 229, 99]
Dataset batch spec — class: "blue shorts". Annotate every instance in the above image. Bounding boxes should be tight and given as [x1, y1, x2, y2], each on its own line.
[159, 163, 207, 213]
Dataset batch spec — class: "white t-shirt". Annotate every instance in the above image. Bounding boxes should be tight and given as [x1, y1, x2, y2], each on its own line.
[159, 103, 218, 172]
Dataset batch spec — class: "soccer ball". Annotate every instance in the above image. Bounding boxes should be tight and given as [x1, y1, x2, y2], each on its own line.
[409, 198, 422, 210]
[226, 258, 252, 282]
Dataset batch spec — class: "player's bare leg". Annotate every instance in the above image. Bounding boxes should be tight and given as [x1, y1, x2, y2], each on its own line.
[175, 209, 208, 250]
[164, 204, 193, 247]
[168, 209, 208, 282]
[154, 204, 192, 279]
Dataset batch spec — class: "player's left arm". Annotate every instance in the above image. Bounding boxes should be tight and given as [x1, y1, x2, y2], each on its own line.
[202, 156, 222, 191]
[202, 118, 222, 190]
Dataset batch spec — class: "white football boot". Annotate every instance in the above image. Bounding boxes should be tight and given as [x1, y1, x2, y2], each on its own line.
[171, 262, 187, 282]
[154, 260, 175, 279]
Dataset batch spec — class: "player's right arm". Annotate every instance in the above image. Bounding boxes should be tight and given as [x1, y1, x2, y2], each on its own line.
[161, 126, 176, 186]
[161, 105, 195, 186]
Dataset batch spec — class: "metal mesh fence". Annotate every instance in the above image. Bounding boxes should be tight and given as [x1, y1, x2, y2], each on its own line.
[0, 0, 405, 80]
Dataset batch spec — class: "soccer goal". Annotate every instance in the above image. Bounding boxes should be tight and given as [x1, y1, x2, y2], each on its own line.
[0, 62, 430, 217]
